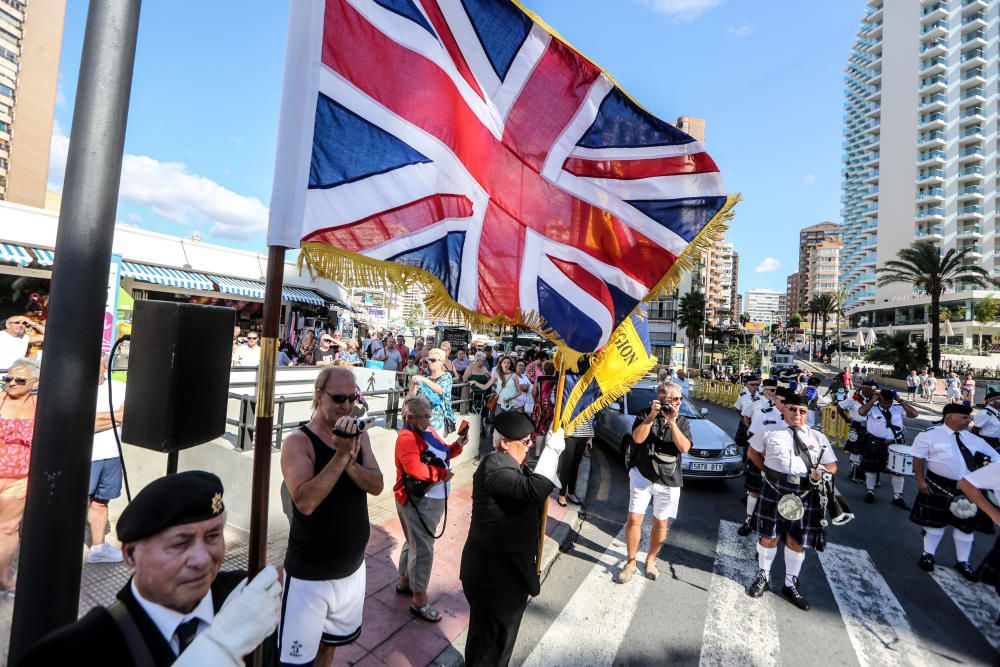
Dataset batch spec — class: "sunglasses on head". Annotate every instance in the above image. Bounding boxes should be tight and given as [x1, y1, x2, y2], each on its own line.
[3, 376, 29, 386]
[325, 391, 358, 404]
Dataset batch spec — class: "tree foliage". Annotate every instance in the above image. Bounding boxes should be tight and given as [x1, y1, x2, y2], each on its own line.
[864, 332, 929, 376]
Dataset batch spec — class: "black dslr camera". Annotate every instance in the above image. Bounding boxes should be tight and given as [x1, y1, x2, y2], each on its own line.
[419, 448, 447, 469]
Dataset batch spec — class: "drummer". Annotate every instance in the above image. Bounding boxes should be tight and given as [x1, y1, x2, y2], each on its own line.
[837, 380, 878, 483]
[971, 385, 1000, 451]
[858, 388, 917, 508]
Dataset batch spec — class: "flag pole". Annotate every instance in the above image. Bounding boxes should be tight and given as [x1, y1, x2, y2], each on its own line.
[536, 354, 567, 574]
[246, 245, 285, 667]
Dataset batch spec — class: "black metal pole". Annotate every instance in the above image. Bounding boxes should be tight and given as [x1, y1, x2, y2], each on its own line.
[8, 1, 141, 661]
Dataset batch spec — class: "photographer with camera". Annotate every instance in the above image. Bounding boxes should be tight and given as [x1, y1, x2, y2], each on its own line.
[393, 395, 468, 623]
[617, 381, 692, 584]
[858, 388, 917, 507]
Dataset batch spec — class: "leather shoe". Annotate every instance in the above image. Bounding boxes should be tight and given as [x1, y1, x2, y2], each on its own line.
[781, 578, 811, 612]
[747, 570, 769, 598]
[864, 491, 875, 504]
[891, 496, 910, 510]
[918, 552, 935, 572]
[737, 518, 752, 537]
[955, 561, 978, 582]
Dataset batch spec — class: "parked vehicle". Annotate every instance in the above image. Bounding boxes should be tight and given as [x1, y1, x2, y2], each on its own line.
[594, 382, 743, 480]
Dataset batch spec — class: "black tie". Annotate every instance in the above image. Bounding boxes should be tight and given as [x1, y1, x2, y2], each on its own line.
[954, 432, 980, 472]
[175, 618, 200, 654]
[789, 427, 814, 469]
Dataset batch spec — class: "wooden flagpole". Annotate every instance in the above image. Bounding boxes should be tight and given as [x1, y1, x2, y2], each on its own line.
[536, 354, 567, 574]
[246, 245, 286, 667]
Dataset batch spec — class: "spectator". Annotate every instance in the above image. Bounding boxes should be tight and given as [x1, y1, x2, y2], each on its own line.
[906, 370, 919, 401]
[841, 367, 853, 391]
[453, 348, 470, 376]
[558, 417, 592, 507]
[439, 341, 459, 379]
[531, 361, 558, 457]
[945, 372, 962, 404]
[279, 367, 383, 665]
[383, 340, 403, 372]
[924, 371, 937, 403]
[675, 369, 691, 397]
[396, 334, 409, 361]
[409, 348, 455, 434]
[412, 339, 426, 362]
[962, 373, 976, 406]
[393, 395, 467, 622]
[512, 359, 533, 415]
[0, 316, 44, 371]
[404, 355, 420, 383]
[87, 355, 127, 564]
[365, 332, 385, 361]
[524, 350, 543, 384]
[314, 334, 338, 366]
[0, 358, 38, 592]
[235, 331, 261, 367]
[277, 342, 295, 367]
[464, 352, 493, 422]
[232, 325, 243, 365]
[298, 330, 316, 365]
[804, 376, 822, 427]
[340, 340, 361, 366]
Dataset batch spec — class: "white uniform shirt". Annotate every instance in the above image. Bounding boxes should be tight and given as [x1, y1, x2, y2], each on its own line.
[0, 331, 29, 371]
[747, 410, 787, 454]
[749, 400, 783, 436]
[733, 389, 758, 413]
[838, 396, 866, 423]
[742, 393, 768, 420]
[963, 459, 1000, 495]
[973, 404, 1000, 439]
[911, 425, 995, 481]
[865, 403, 905, 442]
[752, 426, 837, 477]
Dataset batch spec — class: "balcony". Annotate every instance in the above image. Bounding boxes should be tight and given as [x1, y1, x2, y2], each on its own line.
[961, 48, 985, 67]
[959, 185, 983, 197]
[921, 39, 947, 57]
[960, 106, 985, 123]
[917, 168, 945, 184]
[959, 245, 983, 258]
[920, 93, 946, 111]
[921, 21, 947, 39]
[915, 207, 945, 222]
[961, 87, 985, 102]
[919, 76, 946, 94]
[959, 165, 984, 179]
[962, 10, 986, 27]
[916, 225, 943, 241]
[919, 111, 945, 129]
[922, 1, 947, 19]
[916, 188, 945, 202]
[962, 29, 986, 48]
[957, 225, 983, 236]
[958, 205, 984, 217]
[920, 55, 947, 76]
[960, 125, 984, 139]
[961, 67, 986, 86]
[917, 150, 946, 165]
[960, 145, 984, 160]
[918, 130, 946, 147]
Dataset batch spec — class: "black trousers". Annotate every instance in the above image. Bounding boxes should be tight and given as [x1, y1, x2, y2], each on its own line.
[464, 586, 529, 667]
[559, 436, 589, 496]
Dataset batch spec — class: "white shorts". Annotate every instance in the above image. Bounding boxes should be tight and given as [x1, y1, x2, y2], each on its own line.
[946, 388, 961, 399]
[628, 467, 681, 521]
[278, 563, 366, 664]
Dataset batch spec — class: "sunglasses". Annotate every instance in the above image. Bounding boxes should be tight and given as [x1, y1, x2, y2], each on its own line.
[3, 377, 29, 386]
[428, 358, 443, 363]
[247, 337, 259, 341]
[7, 320, 28, 326]
[787, 408, 809, 415]
[325, 391, 358, 404]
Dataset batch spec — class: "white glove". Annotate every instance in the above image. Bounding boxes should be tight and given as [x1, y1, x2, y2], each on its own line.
[175, 565, 282, 666]
[544, 428, 566, 455]
[533, 429, 566, 488]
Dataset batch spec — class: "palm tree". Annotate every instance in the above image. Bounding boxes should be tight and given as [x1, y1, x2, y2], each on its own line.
[833, 287, 851, 363]
[865, 332, 929, 376]
[678, 291, 707, 369]
[812, 292, 837, 357]
[805, 295, 821, 358]
[973, 296, 997, 353]
[877, 240, 994, 372]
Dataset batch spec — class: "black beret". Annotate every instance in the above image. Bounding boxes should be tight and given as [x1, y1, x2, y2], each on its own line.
[942, 403, 973, 416]
[117, 471, 225, 543]
[762, 379, 778, 387]
[986, 385, 1000, 402]
[493, 411, 534, 440]
[784, 393, 807, 407]
[775, 387, 794, 400]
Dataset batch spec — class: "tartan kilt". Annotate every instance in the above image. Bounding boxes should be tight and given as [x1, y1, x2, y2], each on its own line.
[976, 535, 1000, 595]
[744, 459, 763, 495]
[751, 469, 827, 551]
[859, 435, 890, 473]
[734, 420, 749, 448]
[844, 423, 866, 455]
[909, 471, 995, 535]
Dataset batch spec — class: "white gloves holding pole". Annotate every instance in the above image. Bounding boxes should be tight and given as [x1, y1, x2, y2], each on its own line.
[534, 428, 566, 487]
[174, 565, 283, 667]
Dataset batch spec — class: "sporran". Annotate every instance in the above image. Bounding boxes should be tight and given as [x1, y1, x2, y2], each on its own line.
[777, 493, 805, 521]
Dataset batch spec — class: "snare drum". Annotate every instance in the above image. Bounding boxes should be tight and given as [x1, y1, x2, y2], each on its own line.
[887, 445, 914, 476]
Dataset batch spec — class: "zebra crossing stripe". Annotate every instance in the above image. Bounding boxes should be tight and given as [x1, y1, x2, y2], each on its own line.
[818, 543, 931, 666]
[521, 522, 651, 667]
[699, 520, 780, 667]
[930, 566, 1000, 651]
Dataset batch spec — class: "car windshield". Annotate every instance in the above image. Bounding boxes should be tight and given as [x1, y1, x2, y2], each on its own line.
[625, 387, 701, 419]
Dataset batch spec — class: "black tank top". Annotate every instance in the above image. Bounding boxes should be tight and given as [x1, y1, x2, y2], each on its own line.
[284, 425, 370, 580]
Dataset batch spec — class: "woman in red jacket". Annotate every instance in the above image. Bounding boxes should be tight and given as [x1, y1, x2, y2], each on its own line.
[394, 395, 467, 622]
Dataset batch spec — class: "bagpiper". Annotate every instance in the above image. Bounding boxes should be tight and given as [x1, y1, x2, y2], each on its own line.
[737, 379, 777, 536]
[911, 403, 995, 580]
[746, 394, 838, 611]
[857, 388, 917, 508]
[971, 385, 1000, 451]
[836, 379, 878, 483]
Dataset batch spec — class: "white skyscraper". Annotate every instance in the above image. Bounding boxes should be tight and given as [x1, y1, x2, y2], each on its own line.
[840, 0, 999, 347]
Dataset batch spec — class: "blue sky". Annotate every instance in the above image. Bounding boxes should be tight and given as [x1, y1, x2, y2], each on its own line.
[49, 0, 865, 294]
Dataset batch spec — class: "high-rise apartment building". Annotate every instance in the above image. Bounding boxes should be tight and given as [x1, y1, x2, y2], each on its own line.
[743, 288, 786, 326]
[0, 0, 65, 207]
[787, 221, 841, 316]
[841, 0, 999, 346]
[786, 272, 800, 315]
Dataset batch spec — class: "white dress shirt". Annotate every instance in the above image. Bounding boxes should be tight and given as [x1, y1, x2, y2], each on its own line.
[911, 425, 995, 481]
[865, 403, 905, 442]
[964, 459, 1000, 495]
[838, 396, 865, 423]
[973, 405, 1000, 439]
[734, 389, 758, 413]
[131, 580, 215, 654]
[753, 426, 837, 477]
[748, 400, 783, 436]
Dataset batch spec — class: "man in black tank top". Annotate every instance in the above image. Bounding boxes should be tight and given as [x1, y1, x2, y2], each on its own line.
[278, 366, 384, 666]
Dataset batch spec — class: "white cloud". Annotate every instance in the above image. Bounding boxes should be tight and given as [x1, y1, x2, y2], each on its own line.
[47, 126, 268, 240]
[726, 23, 754, 38]
[755, 257, 780, 273]
[638, 0, 724, 22]
[126, 212, 142, 223]
[803, 173, 816, 186]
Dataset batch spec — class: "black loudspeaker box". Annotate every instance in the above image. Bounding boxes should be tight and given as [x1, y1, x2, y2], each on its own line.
[122, 301, 235, 452]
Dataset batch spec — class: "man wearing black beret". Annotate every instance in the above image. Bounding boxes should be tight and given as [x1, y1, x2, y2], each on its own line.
[461, 411, 565, 666]
[19, 471, 282, 666]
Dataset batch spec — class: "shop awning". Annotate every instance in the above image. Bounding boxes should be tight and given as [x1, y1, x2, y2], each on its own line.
[30, 248, 54, 266]
[282, 286, 326, 306]
[121, 262, 215, 291]
[309, 288, 352, 311]
[209, 275, 266, 299]
[0, 243, 33, 266]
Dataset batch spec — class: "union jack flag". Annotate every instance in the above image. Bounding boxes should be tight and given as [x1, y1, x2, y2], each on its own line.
[268, 0, 733, 354]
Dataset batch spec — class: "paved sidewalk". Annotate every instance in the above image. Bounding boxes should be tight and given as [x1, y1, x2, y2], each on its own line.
[0, 451, 588, 667]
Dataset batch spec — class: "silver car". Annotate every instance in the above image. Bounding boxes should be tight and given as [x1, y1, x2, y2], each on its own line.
[594, 383, 744, 479]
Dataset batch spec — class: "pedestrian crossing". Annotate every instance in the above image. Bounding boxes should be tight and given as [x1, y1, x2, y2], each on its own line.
[523, 518, 999, 667]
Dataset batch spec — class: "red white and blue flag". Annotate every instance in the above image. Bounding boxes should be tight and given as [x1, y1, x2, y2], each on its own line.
[268, 0, 735, 355]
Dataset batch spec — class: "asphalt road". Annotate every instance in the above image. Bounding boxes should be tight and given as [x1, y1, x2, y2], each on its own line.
[508, 399, 999, 667]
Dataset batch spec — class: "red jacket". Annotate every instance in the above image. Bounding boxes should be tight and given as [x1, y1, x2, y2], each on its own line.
[393, 427, 464, 505]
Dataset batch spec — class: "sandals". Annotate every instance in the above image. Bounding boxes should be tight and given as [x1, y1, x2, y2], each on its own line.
[567, 494, 582, 505]
[557, 496, 568, 507]
[410, 604, 442, 623]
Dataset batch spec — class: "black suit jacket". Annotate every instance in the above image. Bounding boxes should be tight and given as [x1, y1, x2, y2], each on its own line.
[460, 450, 555, 597]
[17, 571, 245, 667]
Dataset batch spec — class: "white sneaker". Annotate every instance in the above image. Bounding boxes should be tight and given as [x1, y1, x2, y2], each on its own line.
[88, 543, 123, 563]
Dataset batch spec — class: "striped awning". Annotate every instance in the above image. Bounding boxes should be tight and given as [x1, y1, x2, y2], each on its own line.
[282, 286, 326, 306]
[121, 262, 215, 291]
[0, 243, 32, 266]
[209, 275, 266, 299]
[31, 248, 54, 266]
